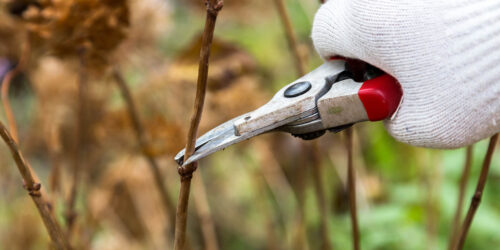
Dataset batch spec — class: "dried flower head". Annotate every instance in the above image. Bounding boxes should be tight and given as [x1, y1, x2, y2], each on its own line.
[20, 0, 130, 69]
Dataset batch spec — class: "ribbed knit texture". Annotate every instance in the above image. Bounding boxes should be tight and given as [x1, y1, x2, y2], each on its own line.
[312, 0, 500, 148]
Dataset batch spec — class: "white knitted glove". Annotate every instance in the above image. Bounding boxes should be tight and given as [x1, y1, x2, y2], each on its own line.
[312, 0, 500, 148]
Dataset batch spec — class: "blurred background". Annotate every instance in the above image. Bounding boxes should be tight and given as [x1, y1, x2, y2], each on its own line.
[0, 0, 499, 249]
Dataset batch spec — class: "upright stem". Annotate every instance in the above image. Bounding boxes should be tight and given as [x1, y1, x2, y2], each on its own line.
[456, 134, 498, 249]
[346, 127, 360, 250]
[174, 1, 223, 249]
[47, 125, 63, 193]
[449, 146, 473, 250]
[273, 0, 306, 76]
[192, 174, 219, 250]
[1, 33, 30, 142]
[66, 50, 87, 236]
[310, 142, 331, 250]
[112, 69, 177, 234]
[0, 122, 70, 250]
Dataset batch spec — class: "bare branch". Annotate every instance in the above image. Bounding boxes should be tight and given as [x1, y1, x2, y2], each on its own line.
[192, 174, 219, 250]
[310, 142, 332, 250]
[112, 69, 177, 240]
[456, 134, 498, 249]
[449, 146, 473, 250]
[66, 49, 88, 236]
[174, 1, 224, 249]
[1, 33, 30, 142]
[346, 127, 360, 250]
[0, 121, 70, 250]
[273, 0, 306, 75]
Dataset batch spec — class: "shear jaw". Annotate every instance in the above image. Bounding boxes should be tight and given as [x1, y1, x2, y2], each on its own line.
[175, 60, 346, 166]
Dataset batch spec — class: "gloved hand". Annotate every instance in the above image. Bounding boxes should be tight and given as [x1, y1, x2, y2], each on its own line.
[312, 0, 500, 148]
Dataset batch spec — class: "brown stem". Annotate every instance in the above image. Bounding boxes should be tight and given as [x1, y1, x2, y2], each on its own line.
[456, 134, 498, 249]
[47, 125, 63, 193]
[1, 34, 30, 142]
[272, 1, 314, 247]
[273, 0, 306, 76]
[346, 127, 360, 250]
[174, 1, 223, 249]
[0, 122, 70, 249]
[310, 142, 332, 250]
[449, 146, 473, 250]
[192, 174, 219, 250]
[256, 141, 305, 249]
[112, 69, 177, 234]
[319, 0, 325, 4]
[66, 50, 87, 236]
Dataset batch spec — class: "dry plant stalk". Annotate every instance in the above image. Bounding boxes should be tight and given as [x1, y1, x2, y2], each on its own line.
[310, 143, 332, 250]
[456, 134, 498, 249]
[112, 69, 177, 233]
[449, 146, 473, 250]
[255, 141, 306, 249]
[0, 122, 70, 250]
[192, 175, 219, 250]
[66, 50, 87, 236]
[273, 0, 306, 75]
[47, 125, 63, 193]
[1, 34, 30, 142]
[346, 127, 360, 250]
[273, 0, 328, 248]
[174, 1, 224, 249]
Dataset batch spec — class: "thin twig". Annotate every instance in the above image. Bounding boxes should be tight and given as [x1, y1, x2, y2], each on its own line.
[112, 69, 177, 235]
[0, 34, 68, 248]
[456, 134, 498, 249]
[273, 1, 320, 247]
[1, 33, 30, 142]
[346, 127, 360, 250]
[192, 174, 219, 250]
[273, 0, 306, 76]
[0, 122, 70, 250]
[174, 1, 223, 249]
[256, 140, 306, 249]
[47, 124, 63, 193]
[310, 142, 332, 250]
[449, 146, 473, 250]
[66, 49, 87, 236]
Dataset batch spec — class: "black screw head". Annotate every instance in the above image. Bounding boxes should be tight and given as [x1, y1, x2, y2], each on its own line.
[284, 81, 312, 98]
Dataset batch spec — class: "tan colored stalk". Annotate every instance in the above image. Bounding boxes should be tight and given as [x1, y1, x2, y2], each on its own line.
[0, 122, 70, 249]
[112, 69, 177, 234]
[310, 142, 332, 250]
[174, 1, 223, 249]
[192, 174, 219, 250]
[255, 140, 305, 249]
[346, 127, 360, 250]
[1, 32, 32, 142]
[273, 0, 306, 75]
[449, 146, 473, 250]
[1, 37, 30, 142]
[65, 50, 87, 236]
[456, 134, 498, 249]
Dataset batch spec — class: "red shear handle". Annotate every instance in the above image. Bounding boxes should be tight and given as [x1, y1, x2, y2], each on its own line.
[358, 74, 402, 121]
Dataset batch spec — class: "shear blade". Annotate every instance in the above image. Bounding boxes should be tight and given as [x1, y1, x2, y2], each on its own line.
[175, 110, 315, 166]
[174, 115, 243, 166]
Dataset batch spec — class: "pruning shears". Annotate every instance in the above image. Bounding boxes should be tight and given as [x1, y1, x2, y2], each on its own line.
[175, 59, 402, 166]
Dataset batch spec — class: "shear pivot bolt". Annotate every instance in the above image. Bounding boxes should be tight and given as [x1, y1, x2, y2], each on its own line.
[284, 81, 312, 98]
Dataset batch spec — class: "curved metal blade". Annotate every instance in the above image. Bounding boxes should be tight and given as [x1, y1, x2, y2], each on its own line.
[174, 115, 244, 165]
[174, 109, 314, 166]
